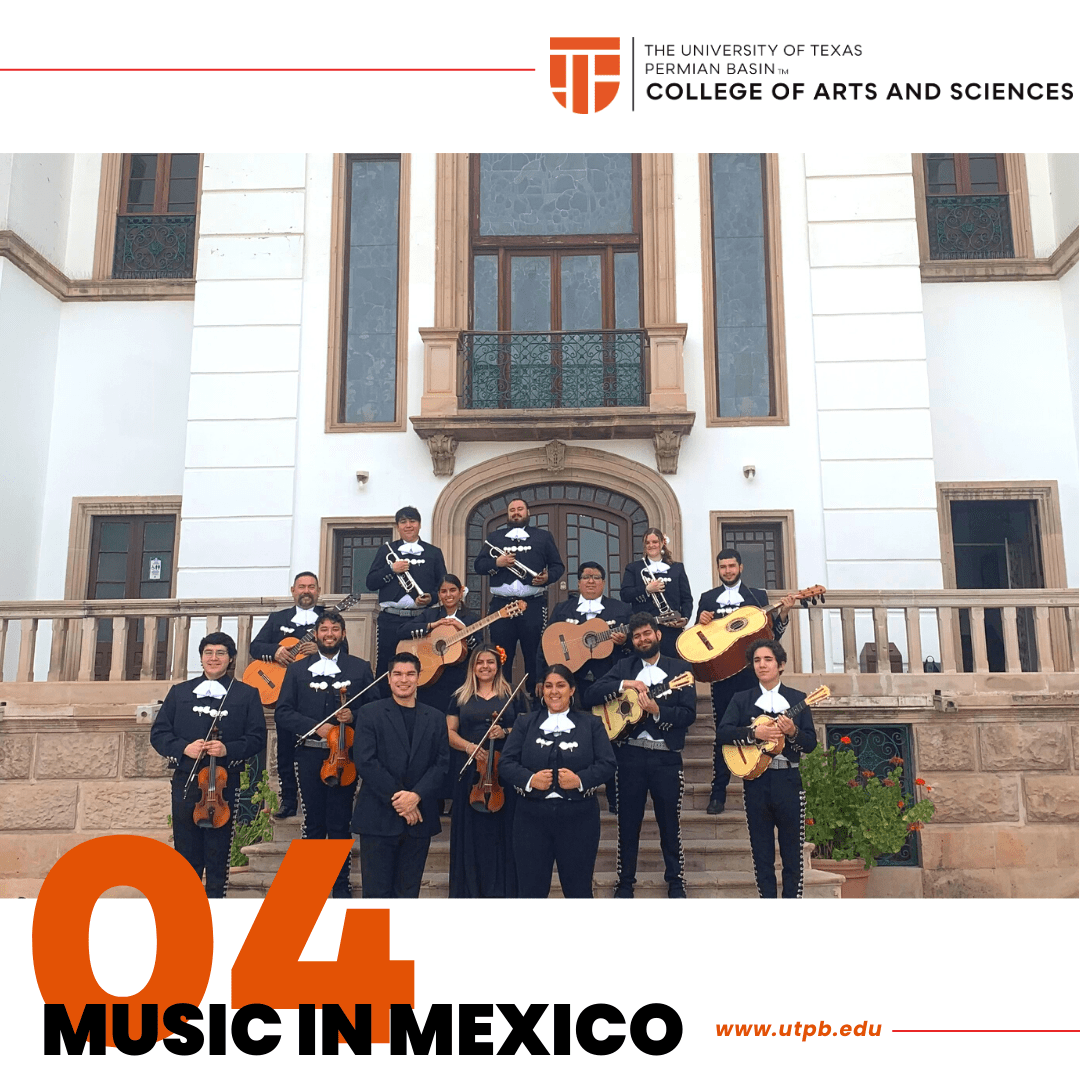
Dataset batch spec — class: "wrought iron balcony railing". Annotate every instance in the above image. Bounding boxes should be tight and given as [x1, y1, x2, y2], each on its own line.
[925, 193, 1015, 260]
[460, 329, 647, 410]
[112, 213, 197, 279]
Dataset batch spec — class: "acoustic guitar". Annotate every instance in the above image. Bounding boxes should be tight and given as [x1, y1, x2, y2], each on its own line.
[676, 585, 826, 684]
[398, 601, 526, 686]
[722, 685, 830, 780]
[242, 591, 364, 705]
[592, 670, 696, 741]
[541, 617, 630, 671]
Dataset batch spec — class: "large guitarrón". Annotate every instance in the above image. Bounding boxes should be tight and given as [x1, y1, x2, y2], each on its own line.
[676, 585, 825, 683]
[541, 617, 629, 671]
[721, 686, 830, 780]
[591, 670, 695, 741]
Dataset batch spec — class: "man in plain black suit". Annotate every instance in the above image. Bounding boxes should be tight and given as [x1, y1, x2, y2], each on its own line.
[351, 652, 450, 898]
[585, 613, 697, 899]
[249, 570, 324, 819]
[716, 639, 817, 898]
[695, 549, 797, 814]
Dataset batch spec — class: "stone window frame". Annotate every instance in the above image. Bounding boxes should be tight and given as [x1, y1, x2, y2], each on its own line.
[325, 154, 412, 433]
[698, 154, 788, 428]
[912, 153, 1042, 282]
[319, 516, 400, 594]
[708, 508, 804, 672]
[412, 154, 694, 472]
[92, 154, 202, 296]
[935, 480, 1069, 671]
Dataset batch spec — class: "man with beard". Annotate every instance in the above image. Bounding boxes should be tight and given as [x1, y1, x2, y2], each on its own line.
[151, 632, 266, 898]
[475, 496, 564, 698]
[352, 653, 450, 899]
[366, 506, 446, 686]
[695, 549, 797, 815]
[249, 570, 324, 819]
[584, 613, 697, 899]
[274, 611, 375, 898]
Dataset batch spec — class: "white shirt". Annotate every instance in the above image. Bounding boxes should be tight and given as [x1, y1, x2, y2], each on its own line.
[645, 559, 670, 574]
[755, 682, 792, 761]
[309, 653, 342, 677]
[576, 597, 604, 615]
[505, 527, 530, 540]
[397, 541, 423, 555]
[193, 679, 226, 699]
[291, 605, 319, 626]
[717, 580, 744, 608]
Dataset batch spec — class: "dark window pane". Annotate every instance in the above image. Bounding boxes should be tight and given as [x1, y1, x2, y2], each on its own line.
[712, 154, 771, 418]
[96, 552, 128, 582]
[141, 552, 172, 583]
[968, 154, 1001, 193]
[167, 177, 197, 213]
[143, 521, 174, 551]
[560, 254, 602, 331]
[478, 153, 633, 236]
[511, 257, 551, 331]
[99, 522, 131, 553]
[925, 154, 956, 194]
[168, 154, 200, 180]
[614, 252, 640, 328]
[473, 255, 498, 332]
[94, 581, 126, 600]
[334, 528, 393, 593]
[126, 155, 158, 212]
[343, 158, 400, 424]
[140, 581, 170, 599]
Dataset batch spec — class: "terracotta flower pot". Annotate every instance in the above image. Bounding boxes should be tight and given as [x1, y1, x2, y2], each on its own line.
[810, 857, 871, 898]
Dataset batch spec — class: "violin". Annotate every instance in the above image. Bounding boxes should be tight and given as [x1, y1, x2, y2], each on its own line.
[320, 685, 356, 787]
[468, 711, 505, 814]
[193, 721, 231, 830]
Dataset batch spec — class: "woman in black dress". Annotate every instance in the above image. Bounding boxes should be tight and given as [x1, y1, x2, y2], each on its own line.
[446, 645, 523, 897]
[499, 664, 616, 898]
[620, 527, 692, 658]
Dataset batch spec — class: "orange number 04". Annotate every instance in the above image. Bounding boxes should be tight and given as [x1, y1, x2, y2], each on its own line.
[32, 836, 413, 1047]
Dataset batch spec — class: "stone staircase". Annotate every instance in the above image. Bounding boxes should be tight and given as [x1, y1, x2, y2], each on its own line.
[231, 716, 844, 899]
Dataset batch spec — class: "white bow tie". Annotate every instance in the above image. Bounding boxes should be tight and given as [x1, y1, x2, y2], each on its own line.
[755, 685, 790, 712]
[719, 582, 743, 601]
[193, 679, 226, 699]
[646, 560, 669, 574]
[505, 527, 530, 540]
[540, 712, 575, 735]
[637, 663, 667, 687]
[397, 542, 423, 555]
[309, 655, 341, 677]
[292, 606, 319, 626]
[577, 598, 604, 614]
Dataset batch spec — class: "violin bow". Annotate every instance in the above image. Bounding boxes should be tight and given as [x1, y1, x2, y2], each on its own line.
[457, 674, 528, 778]
[184, 677, 236, 793]
[295, 671, 389, 743]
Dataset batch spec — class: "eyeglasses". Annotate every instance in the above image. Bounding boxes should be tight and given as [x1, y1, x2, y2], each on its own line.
[202, 650, 230, 659]
[579, 574, 603, 581]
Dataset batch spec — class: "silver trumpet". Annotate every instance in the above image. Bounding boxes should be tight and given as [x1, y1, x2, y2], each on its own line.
[485, 540, 541, 582]
[385, 542, 424, 598]
[641, 565, 682, 626]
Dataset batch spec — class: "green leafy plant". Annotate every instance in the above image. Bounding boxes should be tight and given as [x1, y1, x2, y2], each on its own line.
[229, 767, 279, 867]
[801, 741, 935, 868]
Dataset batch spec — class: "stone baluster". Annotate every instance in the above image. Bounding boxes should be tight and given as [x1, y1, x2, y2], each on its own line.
[16, 618, 38, 682]
[236, 614, 253, 674]
[968, 606, 989, 673]
[937, 608, 958, 673]
[0, 618, 8, 680]
[141, 616, 159, 680]
[77, 617, 97, 680]
[1069, 606, 1079, 672]
[872, 606, 891, 673]
[109, 617, 129, 681]
[1034, 606, 1054, 673]
[171, 616, 190, 679]
[840, 608, 858, 673]
[1001, 606, 1022, 672]
[808, 605, 826, 673]
[47, 617, 68, 681]
[904, 607, 922, 672]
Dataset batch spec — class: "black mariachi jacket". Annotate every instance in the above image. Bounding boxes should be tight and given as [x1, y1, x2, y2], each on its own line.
[583, 654, 697, 753]
[694, 581, 788, 639]
[351, 697, 450, 838]
[273, 653, 376, 742]
[150, 674, 266, 774]
[535, 594, 634, 688]
[716, 682, 817, 765]
[365, 539, 447, 606]
[620, 559, 694, 621]
[499, 708, 616, 801]
[475, 523, 565, 592]
[249, 605, 327, 661]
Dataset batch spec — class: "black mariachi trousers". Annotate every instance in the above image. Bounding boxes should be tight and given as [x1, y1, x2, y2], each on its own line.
[295, 746, 357, 892]
[742, 766, 806, 898]
[614, 744, 685, 887]
[512, 796, 600, 898]
[171, 770, 237, 898]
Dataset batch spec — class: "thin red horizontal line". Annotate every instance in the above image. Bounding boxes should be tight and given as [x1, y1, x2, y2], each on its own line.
[893, 1029, 1080, 1033]
[0, 67, 535, 73]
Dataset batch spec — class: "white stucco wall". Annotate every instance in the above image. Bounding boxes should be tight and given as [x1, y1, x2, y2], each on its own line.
[923, 279, 1079, 586]
[1047, 153, 1079, 248]
[0, 154, 74, 272]
[0, 260, 62, 601]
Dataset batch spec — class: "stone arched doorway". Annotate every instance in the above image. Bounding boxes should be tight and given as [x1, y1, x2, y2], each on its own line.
[431, 443, 683, 614]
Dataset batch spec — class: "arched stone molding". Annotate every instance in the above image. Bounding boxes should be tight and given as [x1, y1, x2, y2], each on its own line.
[431, 444, 683, 577]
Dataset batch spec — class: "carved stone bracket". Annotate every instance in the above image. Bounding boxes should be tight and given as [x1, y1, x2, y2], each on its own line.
[544, 439, 567, 472]
[425, 433, 459, 477]
[653, 430, 683, 474]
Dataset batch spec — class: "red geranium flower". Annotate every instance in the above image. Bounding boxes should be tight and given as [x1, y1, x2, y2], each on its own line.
[915, 778, 926, 785]
[806, 818, 814, 825]
[889, 755, 903, 765]
[861, 770, 874, 778]
[847, 780, 859, 788]
[840, 736, 851, 744]
[897, 800, 905, 808]
[883, 779, 895, 787]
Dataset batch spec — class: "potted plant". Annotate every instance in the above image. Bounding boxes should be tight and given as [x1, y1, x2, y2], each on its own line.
[801, 739, 935, 897]
[229, 765, 280, 867]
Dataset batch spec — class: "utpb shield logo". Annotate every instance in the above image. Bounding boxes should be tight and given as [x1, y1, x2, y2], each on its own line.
[550, 37, 620, 113]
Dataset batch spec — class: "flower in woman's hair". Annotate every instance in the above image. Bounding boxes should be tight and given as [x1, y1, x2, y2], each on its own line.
[492, 645, 507, 665]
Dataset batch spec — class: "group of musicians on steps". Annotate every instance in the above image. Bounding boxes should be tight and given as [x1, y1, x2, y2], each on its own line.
[150, 498, 820, 900]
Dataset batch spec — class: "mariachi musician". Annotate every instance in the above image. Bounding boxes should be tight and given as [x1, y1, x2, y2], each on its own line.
[584, 613, 697, 899]
[694, 548, 798, 815]
[475, 496, 564, 698]
[274, 611, 374, 898]
[150, 632, 266, 898]
[620, 528, 693, 658]
[248, 570, 325, 819]
[366, 506, 447, 685]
